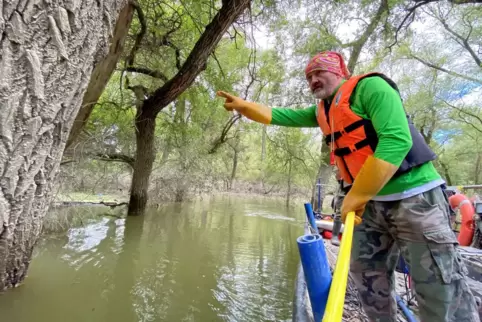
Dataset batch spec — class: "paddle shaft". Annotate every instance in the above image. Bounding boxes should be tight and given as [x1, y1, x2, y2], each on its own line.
[322, 211, 356, 322]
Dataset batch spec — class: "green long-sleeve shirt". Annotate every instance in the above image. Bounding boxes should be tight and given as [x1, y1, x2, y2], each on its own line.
[270, 76, 442, 197]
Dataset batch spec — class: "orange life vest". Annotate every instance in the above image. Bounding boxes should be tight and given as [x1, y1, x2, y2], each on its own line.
[316, 72, 436, 184]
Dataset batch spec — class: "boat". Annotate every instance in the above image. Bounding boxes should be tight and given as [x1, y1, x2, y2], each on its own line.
[292, 186, 482, 321]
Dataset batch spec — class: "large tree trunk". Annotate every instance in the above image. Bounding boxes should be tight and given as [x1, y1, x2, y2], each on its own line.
[0, 0, 127, 290]
[128, 109, 156, 216]
[65, 3, 134, 149]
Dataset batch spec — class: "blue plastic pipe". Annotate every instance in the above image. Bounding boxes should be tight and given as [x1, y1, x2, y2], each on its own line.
[396, 294, 417, 322]
[297, 234, 332, 322]
[304, 203, 318, 234]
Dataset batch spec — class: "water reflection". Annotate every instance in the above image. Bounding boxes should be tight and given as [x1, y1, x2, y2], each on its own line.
[0, 195, 304, 322]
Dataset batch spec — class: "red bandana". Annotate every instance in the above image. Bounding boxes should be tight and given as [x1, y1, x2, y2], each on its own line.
[305, 51, 350, 79]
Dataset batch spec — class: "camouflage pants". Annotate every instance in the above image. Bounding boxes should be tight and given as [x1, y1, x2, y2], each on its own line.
[351, 186, 480, 322]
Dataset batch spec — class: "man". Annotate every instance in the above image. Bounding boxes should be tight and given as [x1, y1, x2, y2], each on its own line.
[216, 51, 479, 321]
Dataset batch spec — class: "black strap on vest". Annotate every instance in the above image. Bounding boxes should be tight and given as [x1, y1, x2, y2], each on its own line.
[324, 119, 371, 145]
[334, 138, 371, 157]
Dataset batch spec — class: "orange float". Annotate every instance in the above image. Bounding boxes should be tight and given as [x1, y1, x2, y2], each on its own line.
[449, 194, 476, 246]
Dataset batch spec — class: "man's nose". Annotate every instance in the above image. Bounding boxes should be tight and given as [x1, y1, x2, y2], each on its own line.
[311, 75, 322, 83]
[310, 77, 321, 86]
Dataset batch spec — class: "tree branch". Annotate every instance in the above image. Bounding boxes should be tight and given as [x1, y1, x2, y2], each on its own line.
[348, 0, 389, 71]
[123, 1, 150, 103]
[95, 153, 136, 168]
[265, 133, 310, 171]
[437, 16, 481, 67]
[208, 114, 242, 154]
[388, 0, 438, 50]
[457, 110, 482, 133]
[65, 3, 135, 149]
[441, 98, 482, 133]
[124, 66, 168, 81]
[126, 1, 147, 67]
[411, 54, 482, 84]
[60, 159, 77, 166]
[448, 0, 482, 3]
[125, 78, 149, 105]
[159, 37, 182, 70]
[387, 0, 481, 50]
[211, 52, 226, 79]
[413, 0, 482, 5]
[141, 0, 251, 118]
[99, 201, 129, 209]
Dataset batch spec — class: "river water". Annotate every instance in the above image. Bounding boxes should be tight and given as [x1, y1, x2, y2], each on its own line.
[0, 195, 306, 322]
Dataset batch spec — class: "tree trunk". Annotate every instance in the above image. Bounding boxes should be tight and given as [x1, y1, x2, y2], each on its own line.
[159, 141, 172, 166]
[286, 158, 292, 207]
[128, 108, 156, 216]
[0, 0, 127, 290]
[229, 149, 238, 190]
[65, 3, 134, 149]
[439, 160, 453, 186]
[311, 143, 333, 207]
[475, 153, 481, 184]
[261, 125, 267, 162]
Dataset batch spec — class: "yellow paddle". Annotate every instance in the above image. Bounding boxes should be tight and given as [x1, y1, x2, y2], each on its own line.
[322, 211, 356, 322]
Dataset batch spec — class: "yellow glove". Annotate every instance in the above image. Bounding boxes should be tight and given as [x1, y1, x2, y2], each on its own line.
[340, 156, 398, 225]
[216, 91, 272, 124]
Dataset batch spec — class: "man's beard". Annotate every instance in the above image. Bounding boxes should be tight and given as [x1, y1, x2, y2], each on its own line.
[312, 87, 330, 100]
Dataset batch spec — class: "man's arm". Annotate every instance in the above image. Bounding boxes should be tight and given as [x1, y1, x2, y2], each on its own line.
[357, 77, 412, 166]
[271, 105, 319, 127]
[216, 91, 319, 128]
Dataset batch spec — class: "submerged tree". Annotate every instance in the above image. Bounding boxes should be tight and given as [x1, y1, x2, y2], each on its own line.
[65, 0, 252, 215]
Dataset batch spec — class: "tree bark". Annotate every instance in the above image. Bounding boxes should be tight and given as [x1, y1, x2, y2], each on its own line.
[126, 0, 251, 215]
[0, 0, 127, 290]
[65, 3, 134, 149]
[128, 109, 156, 216]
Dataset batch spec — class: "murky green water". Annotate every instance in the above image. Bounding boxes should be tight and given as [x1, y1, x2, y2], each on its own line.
[0, 195, 305, 322]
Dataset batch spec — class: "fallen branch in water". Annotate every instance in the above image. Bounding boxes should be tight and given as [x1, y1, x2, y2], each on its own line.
[99, 201, 129, 209]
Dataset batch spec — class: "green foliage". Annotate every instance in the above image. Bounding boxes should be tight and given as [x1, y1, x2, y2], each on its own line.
[62, 0, 482, 203]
